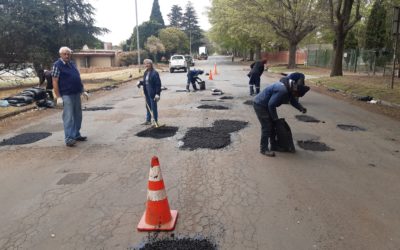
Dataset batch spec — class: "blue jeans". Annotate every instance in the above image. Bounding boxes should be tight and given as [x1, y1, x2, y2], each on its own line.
[145, 94, 158, 122]
[62, 93, 82, 143]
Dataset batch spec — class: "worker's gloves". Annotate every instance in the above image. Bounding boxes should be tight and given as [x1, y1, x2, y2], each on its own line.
[82, 91, 90, 101]
[56, 97, 63, 107]
[301, 108, 307, 114]
[136, 81, 142, 88]
[154, 95, 160, 102]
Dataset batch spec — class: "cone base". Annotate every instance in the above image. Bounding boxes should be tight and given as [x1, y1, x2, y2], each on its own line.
[137, 210, 178, 232]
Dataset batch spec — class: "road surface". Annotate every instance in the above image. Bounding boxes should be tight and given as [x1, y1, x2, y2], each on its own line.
[0, 56, 399, 250]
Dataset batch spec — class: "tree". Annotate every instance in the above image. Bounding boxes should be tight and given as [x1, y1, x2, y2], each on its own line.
[365, 0, 387, 50]
[145, 36, 165, 63]
[150, 0, 165, 26]
[328, 0, 362, 76]
[159, 27, 189, 55]
[168, 5, 183, 28]
[182, 2, 203, 53]
[129, 21, 163, 51]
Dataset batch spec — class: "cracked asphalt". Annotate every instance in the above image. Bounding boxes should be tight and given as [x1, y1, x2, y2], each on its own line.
[1, 56, 400, 250]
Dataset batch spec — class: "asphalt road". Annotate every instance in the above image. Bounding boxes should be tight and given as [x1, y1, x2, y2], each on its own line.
[0, 56, 400, 250]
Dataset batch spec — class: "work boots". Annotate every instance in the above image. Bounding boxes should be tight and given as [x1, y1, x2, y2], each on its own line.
[256, 87, 260, 94]
[249, 85, 255, 96]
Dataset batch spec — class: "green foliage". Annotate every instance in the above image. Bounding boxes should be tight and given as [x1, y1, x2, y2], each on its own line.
[345, 30, 359, 49]
[168, 5, 183, 28]
[365, 0, 387, 49]
[145, 36, 165, 63]
[129, 21, 164, 51]
[181, 2, 204, 52]
[159, 27, 189, 55]
[150, 0, 165, 26]
[118, 50, 149, 66]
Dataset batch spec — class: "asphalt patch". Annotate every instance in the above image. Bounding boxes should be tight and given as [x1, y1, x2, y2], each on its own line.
[0, 132, 52, 146]
[181, 119, 248, 150]
[57, 173, 91, 185]
[243, 100, 253, 106]
[200, 99, 217, 102]
[83, 106, 113, 111]
[134, 237, 216, 250]
[197, 105, 229, 110]
[295, 115, 320, 123]
[297, 140, 334, 152]
[219, 96, 234, 100]
[136, 126, 179, 139]
[337, 124, 366, 131]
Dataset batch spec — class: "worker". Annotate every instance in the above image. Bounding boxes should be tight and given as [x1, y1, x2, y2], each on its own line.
[186, 69, 204, 92]
[253, 72, 310, 157]
[38, 69, 54, 99]
[137, 59, 162, 125]
[248, 52, 268, 95]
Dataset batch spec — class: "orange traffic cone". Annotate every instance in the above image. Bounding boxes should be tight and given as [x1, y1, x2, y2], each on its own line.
[137, 156, 178, 231]
[209, 70, 213, 80]
[214, 63, 218, 75]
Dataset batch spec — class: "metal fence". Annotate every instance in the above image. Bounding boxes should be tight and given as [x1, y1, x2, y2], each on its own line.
[307, 48, 394, 76]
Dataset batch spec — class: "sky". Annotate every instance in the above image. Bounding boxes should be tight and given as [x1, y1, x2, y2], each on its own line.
[91, 0, 212, 45]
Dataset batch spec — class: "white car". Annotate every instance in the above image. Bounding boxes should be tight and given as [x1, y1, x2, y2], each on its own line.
[169, 55, 188, 73]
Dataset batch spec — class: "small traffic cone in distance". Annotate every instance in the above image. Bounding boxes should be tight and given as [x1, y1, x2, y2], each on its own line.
[209, 70, 213, 80]
[214, 63, 218, 75]
[137, 156, 178, 231]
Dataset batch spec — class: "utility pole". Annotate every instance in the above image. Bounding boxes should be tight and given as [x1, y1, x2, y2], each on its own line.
[391, 6, 400, 89]
[135, 0, 141, 71]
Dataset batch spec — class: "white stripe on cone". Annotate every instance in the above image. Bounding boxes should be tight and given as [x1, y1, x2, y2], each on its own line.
[149, 166, 163, 182]
[147, 189, 167, 201]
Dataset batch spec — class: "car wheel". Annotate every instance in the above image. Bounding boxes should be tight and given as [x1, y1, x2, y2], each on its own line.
[183, 68, 187, 73]
[170, 68, 174, 73]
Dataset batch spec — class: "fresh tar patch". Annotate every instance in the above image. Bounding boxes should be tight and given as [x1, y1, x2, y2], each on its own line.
[57, 173, 91, 185]
[297, 140, 334, 152]
[136, 126, 179, 139]
[83, 106, 113, 111]
[197, 105, 229, 110]
[132, 236, 217, 250]
[295, 115, 320, 123]
[0, 132, 52, 146]
[337, 124, 366, 131]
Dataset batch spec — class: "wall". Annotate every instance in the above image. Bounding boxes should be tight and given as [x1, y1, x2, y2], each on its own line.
[89, 57, 113, 68]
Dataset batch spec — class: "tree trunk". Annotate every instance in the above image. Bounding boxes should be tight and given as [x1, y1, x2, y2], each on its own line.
[331, 33, 345, 76]
[249, 48, 254, 61]
[255, 43, 262, 60]
[288, 42, 297, 69]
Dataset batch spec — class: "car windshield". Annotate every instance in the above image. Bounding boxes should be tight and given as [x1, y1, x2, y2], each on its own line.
[185, 56, 192, 60]
[172, 56, 184, 60]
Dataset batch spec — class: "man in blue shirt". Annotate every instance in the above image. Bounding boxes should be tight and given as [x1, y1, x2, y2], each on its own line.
[253, 72, 310, 157]
[52, 47, 88, 147]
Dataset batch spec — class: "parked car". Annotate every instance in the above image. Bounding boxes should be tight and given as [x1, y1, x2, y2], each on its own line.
[184, 55, 195, 67]
[198, 53, 208, 60]
[169, 55, 188, 73]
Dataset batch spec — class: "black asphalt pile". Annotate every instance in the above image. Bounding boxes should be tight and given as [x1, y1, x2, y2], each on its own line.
[243, 100, 253, 106]
[83, 106, 113, 111]
[337, 124, 366, 131]
[219, 96, 234, 100]
[197, 105, 229, 110]
[0, 132, 52, 146]
[297, 140, 334, 152]
[135, 237, 217, 250]
[181, 119, 248, 150]
[136, 126, 179, 139]
[295, 115, 320, 123]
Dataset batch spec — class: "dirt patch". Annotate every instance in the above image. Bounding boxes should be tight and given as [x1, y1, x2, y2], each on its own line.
[136, 126, 179, 139]
[134, 237, 216, 250]
[243, 100, 253, 106]
[83, 106, 113, 111]
[219, 96, 234, 100]
[295, 115, 320, 123]
[181, 119, 248, 150]
[57, 173, 91, 185]
[337, 124, 366, 131]
[0, 132, 52, 146]
[297, 140, 334, 152]
[197, 105, 229, 110]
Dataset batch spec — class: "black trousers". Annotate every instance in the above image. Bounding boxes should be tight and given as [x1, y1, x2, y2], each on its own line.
[249, 75, 261, 94]
[253, 103, 276, 152]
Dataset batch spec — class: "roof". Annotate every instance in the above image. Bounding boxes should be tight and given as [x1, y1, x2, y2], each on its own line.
[73, 50, 116, 57]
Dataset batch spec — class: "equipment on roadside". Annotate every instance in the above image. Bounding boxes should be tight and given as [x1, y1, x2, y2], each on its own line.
[137, 156, 178, 231]
[4, 87, 50, 107]
[272, 118, 296, 153]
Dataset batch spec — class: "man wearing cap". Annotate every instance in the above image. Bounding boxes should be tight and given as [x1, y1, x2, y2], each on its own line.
[52, 46, 89, 147]
[253, 72, 310, 157]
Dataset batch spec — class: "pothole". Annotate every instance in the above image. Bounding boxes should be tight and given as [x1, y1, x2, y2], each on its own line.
[197, 105, 229, 110]
[181, 119, 248, 150]
[0, 132, 52, 146]
[219, 96, 234, 100]
[297, 140, 334, 152]
[136, 126, 179, 139]
[337, 124, 366, 131]
[295, 115, 320, 123]
[83, 106, 113, 111]
[133, 237, 217, 250]
[57, 173, 91, 185]
[243, 100, 253, 106]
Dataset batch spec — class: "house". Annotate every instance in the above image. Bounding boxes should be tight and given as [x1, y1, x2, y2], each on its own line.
[73, 44, 119, 69]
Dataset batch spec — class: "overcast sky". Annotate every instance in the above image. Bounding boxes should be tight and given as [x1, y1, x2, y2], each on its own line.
[91, 0, 211, 45]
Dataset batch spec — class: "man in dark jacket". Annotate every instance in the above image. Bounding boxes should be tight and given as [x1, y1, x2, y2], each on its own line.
[38, 69, 54, 99]
[137, 59, 162, 125]
[253, 72, 310, 157]
[248, 53, 268, 95]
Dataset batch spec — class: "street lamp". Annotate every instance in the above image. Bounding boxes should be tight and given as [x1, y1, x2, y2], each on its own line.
[135, 0, 141, 71]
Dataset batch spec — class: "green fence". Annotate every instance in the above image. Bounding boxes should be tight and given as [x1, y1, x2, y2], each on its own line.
[307, 48, 394, 75]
